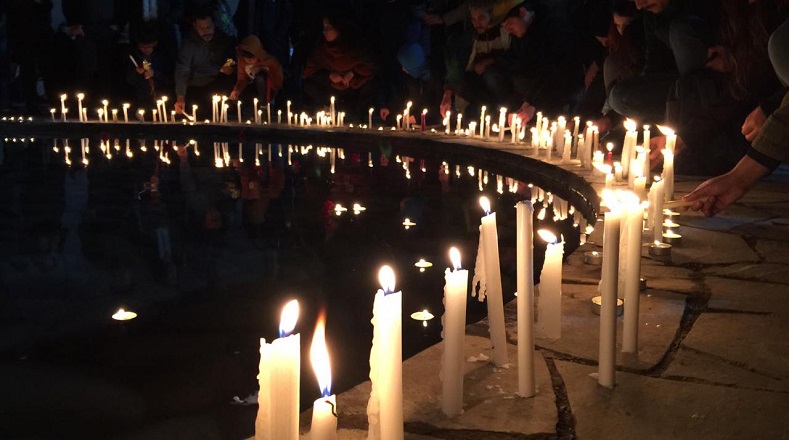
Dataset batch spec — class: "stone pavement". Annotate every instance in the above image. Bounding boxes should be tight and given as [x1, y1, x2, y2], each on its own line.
[297, 158, 789, 439]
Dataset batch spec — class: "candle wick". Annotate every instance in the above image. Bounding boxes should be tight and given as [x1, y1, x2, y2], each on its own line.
[326, 398, 338, 417]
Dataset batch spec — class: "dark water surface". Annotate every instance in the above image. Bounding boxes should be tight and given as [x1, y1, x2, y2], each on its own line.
[0, 135, 586, 439]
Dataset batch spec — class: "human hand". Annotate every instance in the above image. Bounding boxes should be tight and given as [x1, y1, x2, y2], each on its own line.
[516, 102, 536, 125]
[229, 90, 240, 100]
[684, 155, 770, 216]
[144, 69, 154, 79]
[69, 25, 85, 37]
[220, 64, 234, 75]
[473, 58, 494, 75]
[380, 108, 390, 120]
[329, 72, 344, 84]
[741, 106, 767, 142]
[423, 13, 444, 26]
[136, 66, 146, 74]
[174, 97, 186, 114]
[592, 116, 611, 134]
[342, 71, 354, 87]
[648, 136, 667, 168]
[705, 45, 734, 73]
[440, 91, 453, 118]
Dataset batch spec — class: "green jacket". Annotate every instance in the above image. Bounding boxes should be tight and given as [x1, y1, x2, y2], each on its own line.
[750, 91, 789, 168]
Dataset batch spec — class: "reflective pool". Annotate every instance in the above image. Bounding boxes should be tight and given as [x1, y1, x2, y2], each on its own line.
[0, 132, 594, 439]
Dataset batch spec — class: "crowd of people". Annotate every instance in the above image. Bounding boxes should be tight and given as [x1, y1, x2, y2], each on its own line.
[0, 0, 787, 213]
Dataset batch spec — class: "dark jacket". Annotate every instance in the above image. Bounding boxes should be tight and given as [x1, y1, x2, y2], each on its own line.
[234, 0, 294, 67]
[175, 30, 235, 96]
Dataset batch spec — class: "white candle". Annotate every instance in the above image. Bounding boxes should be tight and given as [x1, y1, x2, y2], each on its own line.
[404, 101, 412, 130]
[598, 196, 621, 388]
[253, 97, 259, 123]
[287, 101, 292, 125]
[138, 109, 145, 122]
[561, 130, 572, 164]
[191, 105, 197, 122]
[475, 197, 508, 366]
[651, 179, 665, 242]
[444, 111, 451, 135]
[498, 108, 507, 142]
[330, 96, 336, 126]
[60, 94, 67, 121]
[310, 315, 338, 440]
[572, 116, 580, 150]
[484, 115, 491, 139]
[442, 247, 468, 416]
[161, 96, 168, 122]
[367, 266, 404, 440]
[50, 108, 56, 122]
[77, 93, 84, 122]
[396, 114, 402, 130]
[516, 201, 536, 397]
[97, 108, 104, 122]
[256, 299, 300, 440]
[267, 103, 271, 124]
[622, 195, 644, 354]
[622, 119, 637, 178]
[121, 103, 129, 122]
[479, 106, 486, 137]
[662, 149, 674, 202]
[278, 110, 282, 124]
[536, 230, 563, 340]
[642, 125, 651, 177]
[634, 176, 647, 202]
[368, 107, 374, 129]
[101, 100, 108, 122]
[237, 101, 242, 123]
[111, 109, 118, 122]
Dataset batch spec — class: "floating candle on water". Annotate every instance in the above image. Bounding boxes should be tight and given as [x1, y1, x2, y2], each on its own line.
[583, 251, 603, 265]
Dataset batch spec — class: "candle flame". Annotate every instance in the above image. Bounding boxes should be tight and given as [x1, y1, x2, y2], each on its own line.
[449, 247, 462, 270]
[378, 265, 396, 294]
[656, 124, 674, 136]
[624, 118, 637, 132]
[422, 108, 428, 115]
[310, 312, 332, 397]
[112, 308, 137, 321]
[279, 299, 299, 337]
[479, 196, 491, 215]
[606, 142, 614, 152]
[537, 229, 557, 244]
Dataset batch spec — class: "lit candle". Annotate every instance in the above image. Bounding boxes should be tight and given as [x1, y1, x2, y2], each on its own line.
[368, 107, 374, 129]
[404, 101, 412, 130]
[309, 314, 338, 440]
[606, 142, 614, 166]
[287, 100, 292, 125]
[138, 109, 145, 122]
[160, 96, 168, 122]
[111, 109, 118, 122]
[60, 94, 67, 121]
[253, 97, 259, 123]
[479, 106, 486, 137]
[212, 95, 219, 122]
[516, 201, 536, 397]
[484, 115, 491, 139]
[598, 194, 621, 388]
[662, 229, 682, 246]
[330, 96, 335, 126]
[50, 108, 56, 122]
[572, 116, 580, 150]
[367, 266, 404, 440]
[152, 108, 158, 123]
[583, 251, 603, 265]
[237, 100, 242, 123]
[498, 107, 507, 142]
[444, 111, 451, 135]
[614, 162, 623, 181]
[441, 247, 468, 416]
[278, 109, 282, 124]
[648, 240, 672, 257]
[634, 175, 647, 202]
[256, 299, 300, 440]
[77, 93, 84, 122]
[642, 125, 651, 177]
[621, 193, 644, 354]
[651, 179, 665, 242]
[421, 109, 427, 132]
[267, 103, 271, 124]
[455, 113, 462, 135]
[97, 108, 104, 122]
[536, 229, 563, 340]
[662, 149, 674, 202]
[192, 105, 198, 122]
[396, 114, 402, 130]
[474, 197, 508, 366]
[100, 100, 108, 122]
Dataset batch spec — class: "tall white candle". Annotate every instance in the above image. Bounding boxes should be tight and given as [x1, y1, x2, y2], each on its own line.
[122, 103, 129, 122]
[237, 101, 242, 123]
[652, 179, 665, 242]
[442, 247, 468, 416]
[598, 197, 621, 388]
[622, 195, 644, 353]
[536, 230, 563, 340]
[367, 266, 404, 440]
[662, 149, 674, 202]
[287, 101, 292, 125]
[256, 299, 300, 440]
[253, 97, 259, 123]
[330, 96, 335, 126]
[111, 109, 118, 122]
[310, 314, 338, 440]
[161, 96, 168, 122]
[479, 106, 486, 137]
[484, 115, 491, 139]
[516, 201, 536, 397]
[444, 111, 451, 135]
[77, 93, 84, 122]
[368, 108, 374, 129]
[192, 105, 198, 122]
[475, 197, 508, 366]
[60, 94, 67, 121]
[498, 108, 507, 142]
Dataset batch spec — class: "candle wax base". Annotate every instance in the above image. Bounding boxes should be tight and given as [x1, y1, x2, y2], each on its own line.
[583, 251, 603, 265]
[649, 243, 672, 256]
[591, 296, 623, 316]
